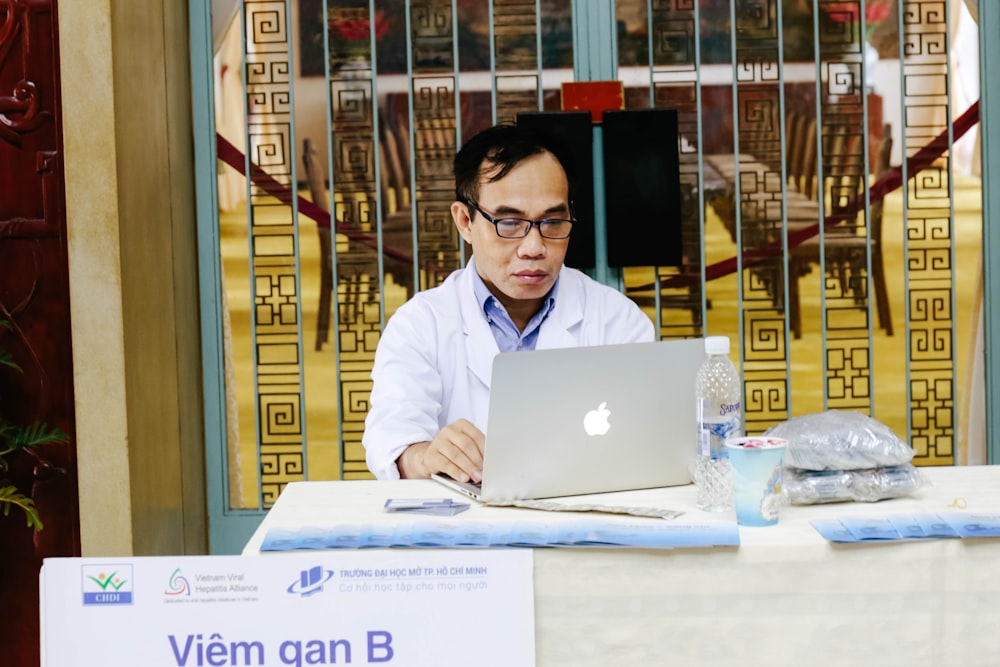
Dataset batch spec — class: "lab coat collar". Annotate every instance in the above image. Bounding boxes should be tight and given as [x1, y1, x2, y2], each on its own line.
[537, 268, 584, 348]
[459, 258, 500, 388]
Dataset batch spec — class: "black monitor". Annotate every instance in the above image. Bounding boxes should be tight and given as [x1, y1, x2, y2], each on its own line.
[602, 108, 683, 267]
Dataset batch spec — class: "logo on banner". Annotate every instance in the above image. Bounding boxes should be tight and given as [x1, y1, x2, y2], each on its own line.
[82, 565, 134, 605]
[164, 568, 190, 596]
[287, 565, 334, 598]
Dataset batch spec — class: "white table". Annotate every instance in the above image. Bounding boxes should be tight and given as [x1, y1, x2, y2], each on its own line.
[244, 466, 1000, 667]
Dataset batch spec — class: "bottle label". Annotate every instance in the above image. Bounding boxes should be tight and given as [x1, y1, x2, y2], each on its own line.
[697, 399, 741, 459]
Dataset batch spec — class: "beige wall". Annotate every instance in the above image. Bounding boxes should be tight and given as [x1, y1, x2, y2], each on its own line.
[60, 0, 207, 555]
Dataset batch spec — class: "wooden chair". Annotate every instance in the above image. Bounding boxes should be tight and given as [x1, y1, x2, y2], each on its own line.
[302, 137, 335, 350]
[376, 109, 415, 298]
[787, 123, 894, 338]
[302, 144, 386, 346]
[302, 118, 417, 349]
[703, 110, 827, 311]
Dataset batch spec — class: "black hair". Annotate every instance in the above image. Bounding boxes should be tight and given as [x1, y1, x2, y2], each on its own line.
[453, 123, 577, 212]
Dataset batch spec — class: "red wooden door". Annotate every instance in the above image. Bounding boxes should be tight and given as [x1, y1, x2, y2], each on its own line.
[0, 1, 78, 665]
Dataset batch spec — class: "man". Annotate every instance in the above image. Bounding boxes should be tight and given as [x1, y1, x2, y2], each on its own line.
[362, 123, 655, 481]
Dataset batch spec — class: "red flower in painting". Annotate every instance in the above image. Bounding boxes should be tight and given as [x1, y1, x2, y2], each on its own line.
[866, 0, 891, 24]
[824, 0, 890, 41]
[329, 9, 389, 43]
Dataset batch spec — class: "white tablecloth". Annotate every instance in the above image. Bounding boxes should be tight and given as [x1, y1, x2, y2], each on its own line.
[244, 465, 1000, 667]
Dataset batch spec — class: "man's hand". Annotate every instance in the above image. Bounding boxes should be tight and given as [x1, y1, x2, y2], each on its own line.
[397, 419, 485, 482]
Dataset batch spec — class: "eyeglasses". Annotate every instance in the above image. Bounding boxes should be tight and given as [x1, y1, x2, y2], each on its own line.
[465, 201, 574, 239]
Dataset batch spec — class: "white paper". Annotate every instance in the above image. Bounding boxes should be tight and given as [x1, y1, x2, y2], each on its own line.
[41, 550, 535, 667]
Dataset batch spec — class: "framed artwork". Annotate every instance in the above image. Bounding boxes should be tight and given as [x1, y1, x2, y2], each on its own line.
[298, 0, 572, 77]
[615, 0, 899, 66]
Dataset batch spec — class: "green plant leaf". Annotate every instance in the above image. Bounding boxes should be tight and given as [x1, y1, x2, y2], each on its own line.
[0, 319, 61, 531]
[0, 485, 43, 530]
[0, 350, 20, 372]
[0, 319, 52, 530]
[2, 422, 69, 453]
[0, 320, 17, 370]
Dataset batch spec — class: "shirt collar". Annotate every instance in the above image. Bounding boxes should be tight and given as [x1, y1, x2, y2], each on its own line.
[471, 264, 559, 321]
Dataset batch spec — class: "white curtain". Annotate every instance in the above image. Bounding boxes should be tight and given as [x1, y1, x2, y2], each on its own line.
[952, 0, 980, 178]
[955, 0, 985, 464]
[213, 11, 247, 501]
[215, 13, 248, 212]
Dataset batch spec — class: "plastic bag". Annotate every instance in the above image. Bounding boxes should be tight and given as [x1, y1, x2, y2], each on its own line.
[782, 465, 927, 505]
[763, 409, 915, 471]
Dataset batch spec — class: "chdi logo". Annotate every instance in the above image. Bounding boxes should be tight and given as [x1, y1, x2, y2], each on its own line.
[164, 567, 191, 596]
[82, 565, 134, 605]
[287, 565, 334, 598]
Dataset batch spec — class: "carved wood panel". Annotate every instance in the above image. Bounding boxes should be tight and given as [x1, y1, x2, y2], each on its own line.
[0, 1, 77, 664]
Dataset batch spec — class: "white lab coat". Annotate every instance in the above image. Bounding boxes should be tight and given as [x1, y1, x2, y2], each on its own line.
[362, 258, 656, 479]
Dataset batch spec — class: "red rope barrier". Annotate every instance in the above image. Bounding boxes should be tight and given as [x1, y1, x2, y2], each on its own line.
[215, 134, 413, 263]
[216, 99, 979, 286]
[671, 100, 981, 288]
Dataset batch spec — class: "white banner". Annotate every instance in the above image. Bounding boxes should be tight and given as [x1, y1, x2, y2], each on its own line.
[41, 550, 534, 667]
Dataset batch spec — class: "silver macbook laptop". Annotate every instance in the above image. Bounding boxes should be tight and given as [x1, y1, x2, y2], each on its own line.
[433, 338, 705, 503]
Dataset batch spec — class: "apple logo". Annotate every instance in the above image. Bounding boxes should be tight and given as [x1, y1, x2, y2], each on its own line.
[583, 402, 611, 436]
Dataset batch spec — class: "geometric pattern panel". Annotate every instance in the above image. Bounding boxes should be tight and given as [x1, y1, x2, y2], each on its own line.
[233, 0, 971, 499]
[244, 0, 306, 505]
[732, 0, 791, 434]
[901, 0, 954, 465]
[814, 0, 874, 415]
[328, 4, 380, 478]
[628, 0, 706, 341]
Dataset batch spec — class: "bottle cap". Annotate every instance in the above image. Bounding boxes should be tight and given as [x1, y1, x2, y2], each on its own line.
[705, 336, 730, 355]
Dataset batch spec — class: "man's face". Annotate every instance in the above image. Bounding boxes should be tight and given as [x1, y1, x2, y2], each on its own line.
[451, 151, 571, 309]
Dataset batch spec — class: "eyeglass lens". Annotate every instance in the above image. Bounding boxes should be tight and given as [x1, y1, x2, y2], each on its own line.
[494, 218, 572, 239]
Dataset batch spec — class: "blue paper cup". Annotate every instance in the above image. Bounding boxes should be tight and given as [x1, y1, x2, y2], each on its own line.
[724, 437, 788, 527]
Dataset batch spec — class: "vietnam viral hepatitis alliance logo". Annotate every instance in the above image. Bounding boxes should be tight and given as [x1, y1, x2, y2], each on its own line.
[165, 568, 191, 596]
[287, 565, 334, 598]
[82, 565, 134, 605]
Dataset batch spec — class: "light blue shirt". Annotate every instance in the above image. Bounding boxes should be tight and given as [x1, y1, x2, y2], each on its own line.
[472, 270, 558, 353]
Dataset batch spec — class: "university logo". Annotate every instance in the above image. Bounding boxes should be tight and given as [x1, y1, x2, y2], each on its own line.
[164, 567, 190, 596]
[82, 564, 134, 605]
[287, 565, 334, 598]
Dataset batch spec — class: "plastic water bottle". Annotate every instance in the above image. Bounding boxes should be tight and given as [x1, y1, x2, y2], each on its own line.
[694, 336, 742, 511]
